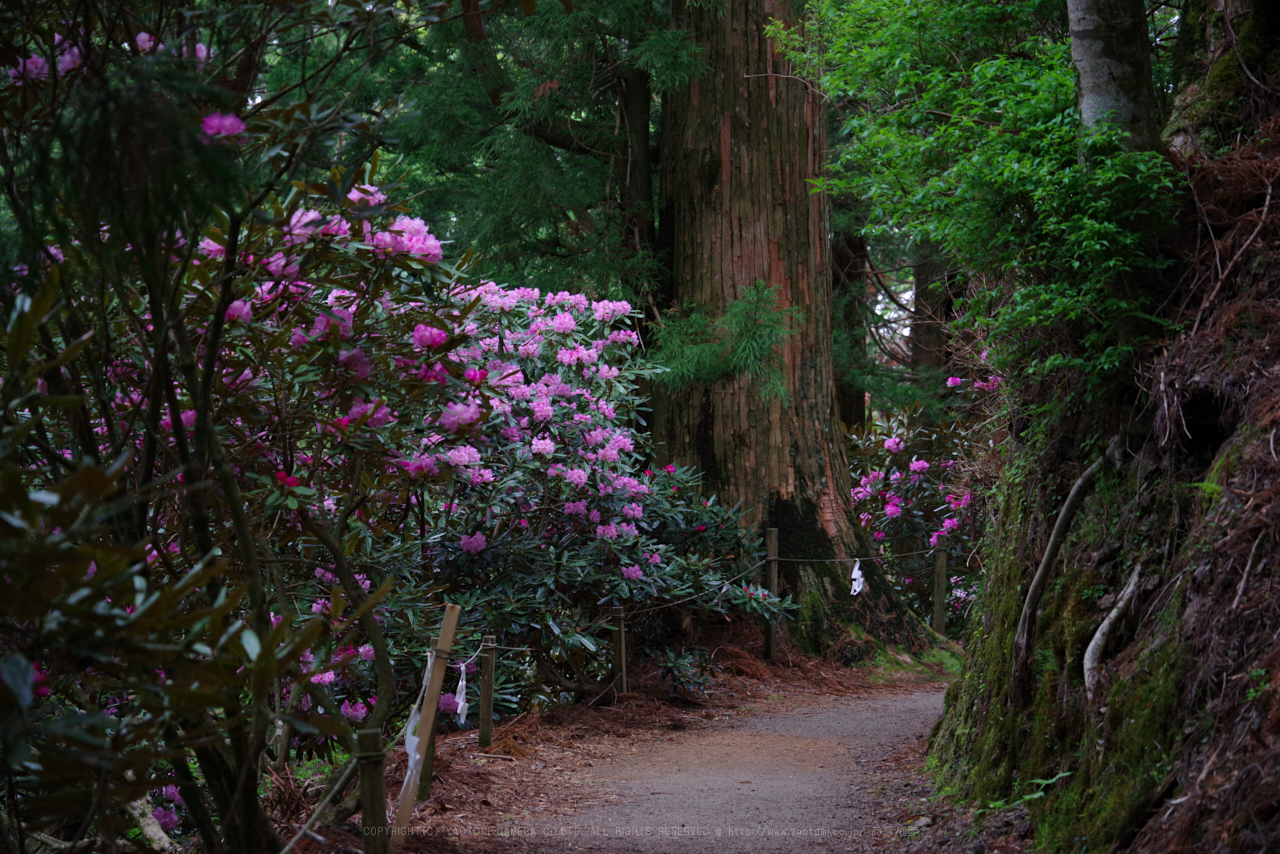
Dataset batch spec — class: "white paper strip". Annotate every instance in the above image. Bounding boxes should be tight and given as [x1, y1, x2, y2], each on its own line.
[396, 650, 434, 804]
[455, 666, 469, 727]
[850, 559, 864, 596]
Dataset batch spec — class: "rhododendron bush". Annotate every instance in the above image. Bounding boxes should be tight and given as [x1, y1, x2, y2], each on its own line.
[381, 282, 774, 707]
[848, 413, 983, 635]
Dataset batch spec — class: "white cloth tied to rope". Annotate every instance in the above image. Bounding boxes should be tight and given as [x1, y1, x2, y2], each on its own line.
[850, 559, 864, 596]
[455, 665, 469, 727]
[397, 649, 435, 804]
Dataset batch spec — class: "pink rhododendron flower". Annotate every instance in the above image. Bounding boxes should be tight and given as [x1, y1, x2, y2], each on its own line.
[184, 42, 209, 66]
[31, 662, 50, 698]
[311, 308, 354, 339]
[622, 565, 644, 580]
[883, 436, 904, 453]
[153, 807, 179, 833]
[160, 409, 197, 432]
[460, 532, 486, 553]
[884, 504, 902, 518]
[946, 376, 963, 388]
[403, 453, 438, 478]
[263, 252, 299, 280]
[199, 237, 225, 258]
[439, 401, 481, 432]
[225, 300, 252, 323]
[413, 324, 448, 348]
[284, 209, 323, 245]
[531, 437, 555, 455]
[388, 216, 443, 262]
[347, 184, 387, 207]
[8, 55, 50, 86]
[942, 517, 960, 532]
[201, 112, 245, 140]
[438, 692, 459, 714]
[320, 215, 350, 238]
[338, 348, 371, 379]
[135, 33, 160, 53]
[592, 300, 631, 322]
[447, 445, 481, 467]
[341, 700, 368, 721]
[909, 459, 929, 473]
[57, 47, 83, 75]
[349, 397, 392, 427]
[873, 531, 886, 541]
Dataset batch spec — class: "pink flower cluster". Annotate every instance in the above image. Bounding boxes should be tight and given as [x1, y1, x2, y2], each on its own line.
[851, 436, 971, 551]
[201, 112, 246, 141]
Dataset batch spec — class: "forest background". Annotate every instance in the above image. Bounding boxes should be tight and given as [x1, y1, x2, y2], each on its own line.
[3, 0, 1280, 852]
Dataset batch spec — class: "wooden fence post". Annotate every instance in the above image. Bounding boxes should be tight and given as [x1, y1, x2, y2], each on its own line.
[419, 722, 436, 800]
[611, 606, 628, 694]
[357, 729, 388, 854]
[478, 634, 495, 749]
[765, 527, 778, 660]
[933, 549, 947, 635]
[393, 603, 461, 844]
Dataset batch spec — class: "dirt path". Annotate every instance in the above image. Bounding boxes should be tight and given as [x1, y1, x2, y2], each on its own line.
[491, 689, 946, 853]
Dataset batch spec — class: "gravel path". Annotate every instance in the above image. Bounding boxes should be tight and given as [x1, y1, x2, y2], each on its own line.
[508, 689, 946, 853]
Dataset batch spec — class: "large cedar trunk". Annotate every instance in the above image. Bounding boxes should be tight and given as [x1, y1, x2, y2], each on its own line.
[654, 0, 927, 656]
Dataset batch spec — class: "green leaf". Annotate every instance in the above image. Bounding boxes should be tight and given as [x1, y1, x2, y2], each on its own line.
[241, 628, 262, 662]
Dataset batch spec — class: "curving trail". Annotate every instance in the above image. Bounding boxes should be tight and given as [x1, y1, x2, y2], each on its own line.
[501, 689, 946, 854]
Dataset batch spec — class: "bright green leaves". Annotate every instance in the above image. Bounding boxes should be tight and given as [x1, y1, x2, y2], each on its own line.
[792, 0, 1182, 398]
[647, 282, 804, 403]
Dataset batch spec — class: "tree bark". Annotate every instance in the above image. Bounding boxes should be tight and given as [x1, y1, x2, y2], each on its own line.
[1067, 0, 1162, 150]
[655, 0, 926, 656]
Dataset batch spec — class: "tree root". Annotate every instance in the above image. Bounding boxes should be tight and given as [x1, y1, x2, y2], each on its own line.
[1012, 436, 1123, 689]
[1084, 563, 1142, 703]
[123, 793, 177, 852]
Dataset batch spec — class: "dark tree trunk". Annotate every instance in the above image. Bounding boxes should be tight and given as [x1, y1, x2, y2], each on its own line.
[831, 232, 868, 432]
[655, 0, 927, 657]
[909, 251, 953, 377]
